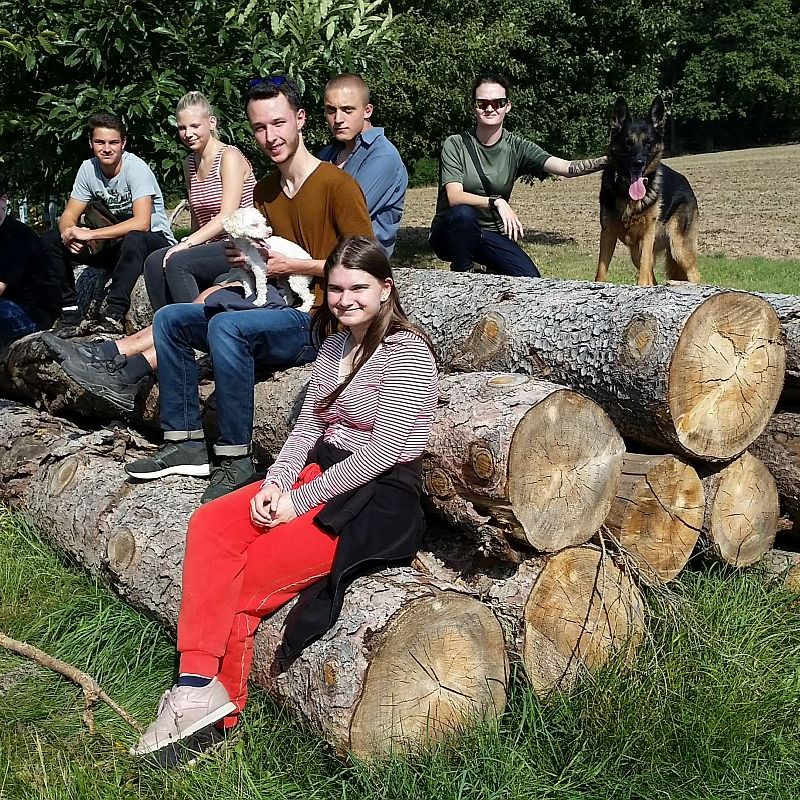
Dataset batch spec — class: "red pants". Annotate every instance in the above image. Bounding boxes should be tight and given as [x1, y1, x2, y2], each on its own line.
[177, 464, 337, 723]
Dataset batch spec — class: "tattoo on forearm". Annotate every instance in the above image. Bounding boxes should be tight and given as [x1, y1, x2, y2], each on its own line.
[567, 156, 608, 176]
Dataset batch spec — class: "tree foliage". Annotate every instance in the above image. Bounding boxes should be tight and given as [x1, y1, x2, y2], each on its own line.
[1, 0, 799, 197]
[0, 0, 401, 198]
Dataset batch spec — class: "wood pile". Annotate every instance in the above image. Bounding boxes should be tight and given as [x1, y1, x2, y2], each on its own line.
[0, 268, 795, 756]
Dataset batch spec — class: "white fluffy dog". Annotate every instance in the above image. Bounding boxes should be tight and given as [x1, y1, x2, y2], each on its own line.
[221, 208, 315, 312]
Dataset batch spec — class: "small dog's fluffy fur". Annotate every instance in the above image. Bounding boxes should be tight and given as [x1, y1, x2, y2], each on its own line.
[221, 208, 315, 311]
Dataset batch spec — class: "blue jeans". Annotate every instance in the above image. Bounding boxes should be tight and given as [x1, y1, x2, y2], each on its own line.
[153, 303, 316, 455]
[0, 299, 38, 348]
[429, 204, 540, 277]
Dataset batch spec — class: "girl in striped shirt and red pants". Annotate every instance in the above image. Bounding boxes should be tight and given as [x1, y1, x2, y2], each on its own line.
[132, 236, 439, 762]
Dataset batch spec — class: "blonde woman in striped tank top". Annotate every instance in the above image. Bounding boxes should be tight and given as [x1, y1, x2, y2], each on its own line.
[144, 91, 257, 311]
[47, 92, 257, 400]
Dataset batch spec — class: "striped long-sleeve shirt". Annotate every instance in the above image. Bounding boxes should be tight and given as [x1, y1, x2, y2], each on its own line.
[263, 329, 439, 515]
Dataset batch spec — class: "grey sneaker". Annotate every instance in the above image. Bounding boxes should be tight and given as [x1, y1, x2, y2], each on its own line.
[41, 331, 109, 364]
[201, 455, 256, 504]
[125, 441, 211, 480]
[62, 353, 148, 412]
[147, 724, 233, 769]
[130, 678, 236, 757]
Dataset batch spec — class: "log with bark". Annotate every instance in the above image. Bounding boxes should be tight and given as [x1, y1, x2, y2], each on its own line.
[698, 451, 779, 566]
[603, 453, 704, 582]
[0, 351, 625, 560]
[416, 530, 645, 695]
[0, 400, 509, 757]
[13, 270, 786, 463]
[391, 272, 785, 462]
[749, 411, 800, 526]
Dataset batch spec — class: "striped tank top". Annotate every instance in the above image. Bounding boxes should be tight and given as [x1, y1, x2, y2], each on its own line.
[188, 145, 256, 240]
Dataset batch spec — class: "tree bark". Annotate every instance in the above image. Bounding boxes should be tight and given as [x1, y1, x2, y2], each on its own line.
[415, 531, 645, 696]
[390, 272, 785, 461]
[36, 269, 788, 462]
[699, 452, 779, 566]
[0, 400, 509, 757]
[604, 453, 704, 582]
[749, 412, 800, 526]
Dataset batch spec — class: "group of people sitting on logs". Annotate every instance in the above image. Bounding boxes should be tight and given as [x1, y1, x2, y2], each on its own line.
[0, 72, 606, 765]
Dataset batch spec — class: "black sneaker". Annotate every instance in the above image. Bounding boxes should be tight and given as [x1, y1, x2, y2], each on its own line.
[62, 353, 149, 412]
[55, 308, 82, 328]
[125, 440, 211, 480]
[40, 331, 109, 364]
[201, 456, 256, 504]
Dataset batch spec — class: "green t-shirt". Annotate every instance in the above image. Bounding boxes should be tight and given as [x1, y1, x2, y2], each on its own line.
[434, 129, 552, 229]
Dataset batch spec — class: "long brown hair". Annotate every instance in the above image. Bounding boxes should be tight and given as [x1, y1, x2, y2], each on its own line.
[313, 236, 435, 410]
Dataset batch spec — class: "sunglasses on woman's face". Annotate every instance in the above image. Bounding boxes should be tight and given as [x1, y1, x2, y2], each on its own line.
[475, 97, 509, 111]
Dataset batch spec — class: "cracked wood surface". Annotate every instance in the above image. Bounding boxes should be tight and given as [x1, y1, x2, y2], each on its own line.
[604, 453, 704, 582]
[699, 451, 779, 566]
[417, 531, 645, 695]
[0, 400, 508, 756]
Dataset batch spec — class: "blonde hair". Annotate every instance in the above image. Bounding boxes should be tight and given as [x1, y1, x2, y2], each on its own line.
[176, 91, 219, 138]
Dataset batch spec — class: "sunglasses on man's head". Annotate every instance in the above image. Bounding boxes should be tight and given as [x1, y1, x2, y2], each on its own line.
[475, 97, 509, 111]
[248, 75, 292, 90]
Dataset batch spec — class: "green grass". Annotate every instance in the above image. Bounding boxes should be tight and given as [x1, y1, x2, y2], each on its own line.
[392, 230, 800, 295]
[3, 507, 800, 799]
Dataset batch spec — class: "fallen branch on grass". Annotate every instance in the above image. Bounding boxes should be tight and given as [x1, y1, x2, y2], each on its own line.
[0, 631, 143, 733]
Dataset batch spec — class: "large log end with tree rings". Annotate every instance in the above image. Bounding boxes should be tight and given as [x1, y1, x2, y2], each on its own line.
[699, 451, 779, 566]
[749, 412, 800, 525]
[425, 373, 624, 554]
[667, 291, 785, 460]
[521, 544, 645, 694]
[604, 453, 704, 582]
[253, 571, 509, 758]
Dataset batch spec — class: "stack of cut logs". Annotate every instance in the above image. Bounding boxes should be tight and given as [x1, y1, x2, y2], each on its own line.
[0, 268, 796, 757]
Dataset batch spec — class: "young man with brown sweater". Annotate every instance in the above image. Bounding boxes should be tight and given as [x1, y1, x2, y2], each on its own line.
[122, 78, 373, 501]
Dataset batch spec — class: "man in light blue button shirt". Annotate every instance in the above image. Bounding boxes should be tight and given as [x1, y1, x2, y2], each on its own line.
[318, 74, 408, 257]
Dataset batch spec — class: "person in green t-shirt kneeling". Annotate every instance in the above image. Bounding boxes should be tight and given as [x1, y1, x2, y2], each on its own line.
[429, 72, 607, 277]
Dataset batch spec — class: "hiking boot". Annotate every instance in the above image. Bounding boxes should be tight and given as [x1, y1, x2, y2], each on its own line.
[130, 678, 236, 757]
[62, 353, 149, 412]
[40, 331, 110, 364]
[201, 455, 256, 504]
[125, 440, 211, 480]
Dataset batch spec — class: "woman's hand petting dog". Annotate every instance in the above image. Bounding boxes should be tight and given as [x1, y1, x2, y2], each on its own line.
[494, 198, 525, 241]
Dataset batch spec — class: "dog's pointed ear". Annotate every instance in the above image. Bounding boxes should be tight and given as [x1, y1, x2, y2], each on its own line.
[610, 96, 630, 136]
[650, 96, 666, 135]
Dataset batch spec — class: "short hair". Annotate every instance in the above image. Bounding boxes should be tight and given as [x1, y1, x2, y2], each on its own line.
[243, 77, 303, 113]
[87, 112, 126, 140]
[324, 74, 371, 105]
[472, 72, 511, 99]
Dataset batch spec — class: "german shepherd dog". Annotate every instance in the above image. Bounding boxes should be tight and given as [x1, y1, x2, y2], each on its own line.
[595, 96, 700, 286]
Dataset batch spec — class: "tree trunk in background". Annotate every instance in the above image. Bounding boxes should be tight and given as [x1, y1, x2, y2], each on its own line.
[749, 412, 800, 526]
[0, 400, 508, 757]
[604, 453, 704, 582]
[699, 452, 779, 566]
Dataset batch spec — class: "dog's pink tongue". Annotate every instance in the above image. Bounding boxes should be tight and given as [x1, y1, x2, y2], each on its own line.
[629, 178, 647, 201]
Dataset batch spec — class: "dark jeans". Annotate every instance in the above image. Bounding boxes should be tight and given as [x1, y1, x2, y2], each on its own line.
[144, 241, 232, 310]
[152, 303, 316, 455]
[41, 228, 172, 315]
[429, 205, 540, 277]
[0, 299, 38, 347]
